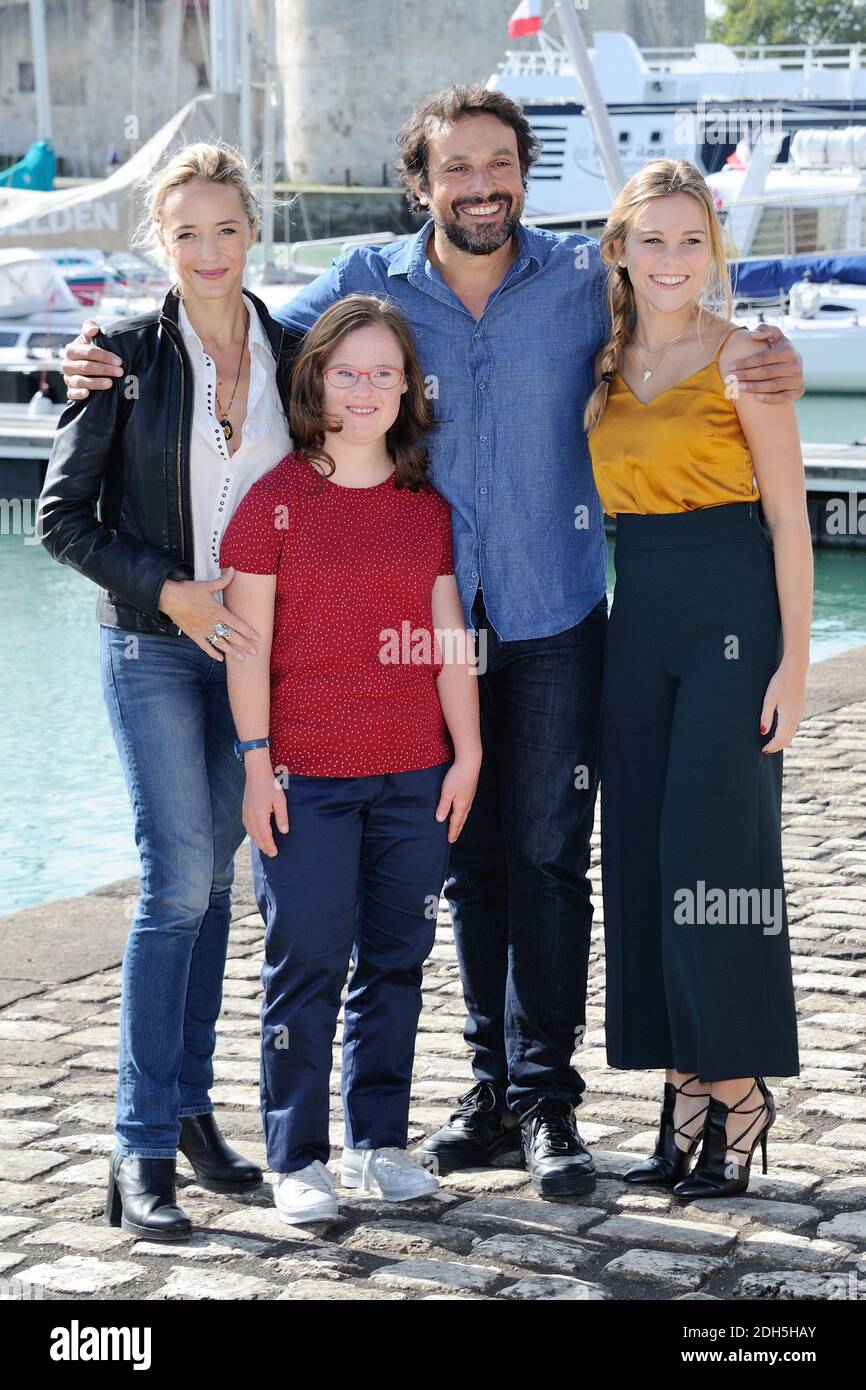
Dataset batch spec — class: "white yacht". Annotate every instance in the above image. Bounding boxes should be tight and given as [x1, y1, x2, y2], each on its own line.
[709, 127, 866, 257]
[488, 29, 866, 220]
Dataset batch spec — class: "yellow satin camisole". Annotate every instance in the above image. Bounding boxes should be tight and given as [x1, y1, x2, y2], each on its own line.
[588, 327, 761, 517]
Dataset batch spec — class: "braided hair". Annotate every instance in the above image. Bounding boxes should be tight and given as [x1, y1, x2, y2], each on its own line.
[584, 159, 733, 433]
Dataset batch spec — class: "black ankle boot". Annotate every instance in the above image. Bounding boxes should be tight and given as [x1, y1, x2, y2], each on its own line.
[105, 1151, 192, 1241]
[673, 1077, 775, 1203]
[178, 1113, 263, 1193]
[623, 1076, 709, 1188]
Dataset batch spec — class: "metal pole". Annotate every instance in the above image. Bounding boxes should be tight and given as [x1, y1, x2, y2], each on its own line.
[239, 0, 253, 167]
[130, 0, 140, 155]
[192, 0, 211, 90]
[210, 0, 228, 92]
[29, 0, 52, 143]
[210, 0, 240, 143]
[261, 0, 277, 271]
[552, 0, 625, 198]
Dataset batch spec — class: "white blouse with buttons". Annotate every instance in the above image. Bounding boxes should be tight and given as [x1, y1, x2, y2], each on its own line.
[178, 290, 292, 583]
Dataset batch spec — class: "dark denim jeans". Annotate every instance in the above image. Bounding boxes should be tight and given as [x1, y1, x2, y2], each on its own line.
[100, 626, 246, 1156]
[443, 589, 607, 1116]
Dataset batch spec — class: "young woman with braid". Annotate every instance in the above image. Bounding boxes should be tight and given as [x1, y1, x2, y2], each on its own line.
[586, 159, 812, 1200]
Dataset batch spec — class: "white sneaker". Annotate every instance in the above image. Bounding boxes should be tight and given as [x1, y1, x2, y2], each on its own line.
[272, 1159, 339, 1224]
[341, 1146, 440, 1200]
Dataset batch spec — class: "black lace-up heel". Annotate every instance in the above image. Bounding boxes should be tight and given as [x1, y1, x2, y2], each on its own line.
[673, 1077, 775, 1202]
[623, 1074, 710, 1187]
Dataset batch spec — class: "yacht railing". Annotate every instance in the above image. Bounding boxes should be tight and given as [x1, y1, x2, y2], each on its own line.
[643, 43, 863, 71]
[718, 187, 866, 258]
[497, 41, 864, 79]
[527, 186, 866, 259]
[245, 231, 403, 281]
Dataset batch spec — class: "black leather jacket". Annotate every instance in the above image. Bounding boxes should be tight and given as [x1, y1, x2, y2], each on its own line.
[38, 286, 302, 636]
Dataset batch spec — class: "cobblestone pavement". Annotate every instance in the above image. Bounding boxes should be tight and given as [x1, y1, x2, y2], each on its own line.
[0, 700, 864, 1302]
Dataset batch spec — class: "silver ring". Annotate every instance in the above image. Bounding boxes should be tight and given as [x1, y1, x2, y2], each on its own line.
[207, 621, 231, 645]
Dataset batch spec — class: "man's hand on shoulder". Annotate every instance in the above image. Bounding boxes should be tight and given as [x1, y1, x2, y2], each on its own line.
[728, 322, 805, 403]
[62, 319, 125, 401]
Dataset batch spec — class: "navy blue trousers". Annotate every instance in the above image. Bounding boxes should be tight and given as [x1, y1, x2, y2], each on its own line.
[444, 590, 607, 1115]
[601, 502, 800, 1080]
[251, 761, 452, 1173]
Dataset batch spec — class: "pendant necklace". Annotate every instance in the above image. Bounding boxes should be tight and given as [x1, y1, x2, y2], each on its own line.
[214, 310, 249, 441]
[633, 314, 695, 382]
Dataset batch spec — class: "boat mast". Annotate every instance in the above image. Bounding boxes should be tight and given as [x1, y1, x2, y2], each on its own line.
[239, 0, 253, 168]
[261, 0, 277, 274]
[210, 0, 239, 138]
[29, 0, 52, 145]
[205, 0, 276, 274]
[552, 0, 624, 198]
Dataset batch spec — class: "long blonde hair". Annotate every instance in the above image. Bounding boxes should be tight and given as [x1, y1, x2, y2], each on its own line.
[133, 141, 260, 276]
[584, 159, 733, 433]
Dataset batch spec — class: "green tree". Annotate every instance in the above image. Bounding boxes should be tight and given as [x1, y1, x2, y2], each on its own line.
[708, 0, 866, 46]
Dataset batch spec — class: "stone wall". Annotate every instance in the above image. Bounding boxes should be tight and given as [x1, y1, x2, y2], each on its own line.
[0, 0, 705, 181]
[0, 0, 207, 176]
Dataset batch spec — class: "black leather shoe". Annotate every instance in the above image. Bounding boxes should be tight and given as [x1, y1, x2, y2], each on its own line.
[419, 1082, 522, 1173]
[623, 1076, 709, 1188]
[520, 1098, 596, 1197]
[178, 1113, 263, 1193]
[105, 1151, 192, 1241]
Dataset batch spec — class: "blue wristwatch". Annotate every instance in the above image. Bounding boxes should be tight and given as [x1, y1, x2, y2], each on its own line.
[234, 737, 271, 763]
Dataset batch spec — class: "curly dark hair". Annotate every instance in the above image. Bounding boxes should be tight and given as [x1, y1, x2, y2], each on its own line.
[289, 294, 435, 491]
[393, 84, 542, 213]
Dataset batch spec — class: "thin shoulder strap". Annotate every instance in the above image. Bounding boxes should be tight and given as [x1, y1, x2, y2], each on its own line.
[712, 326, 741, 362]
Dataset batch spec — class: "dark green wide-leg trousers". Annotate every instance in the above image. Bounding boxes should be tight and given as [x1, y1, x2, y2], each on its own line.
[600, 501, 800, 1080]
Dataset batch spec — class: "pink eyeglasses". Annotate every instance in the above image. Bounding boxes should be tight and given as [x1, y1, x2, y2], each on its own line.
[323, 365, 406, 390]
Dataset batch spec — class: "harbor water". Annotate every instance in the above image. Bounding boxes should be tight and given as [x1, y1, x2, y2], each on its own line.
[3, 471, 865, 913]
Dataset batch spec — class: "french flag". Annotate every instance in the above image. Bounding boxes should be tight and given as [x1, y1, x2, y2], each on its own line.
[508, 0, 542, 38]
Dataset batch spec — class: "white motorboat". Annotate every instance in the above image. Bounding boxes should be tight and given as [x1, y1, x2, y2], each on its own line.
[724, 245, 866, 394]
[749, 314, 866, 393]
[0, 247, 79, 319]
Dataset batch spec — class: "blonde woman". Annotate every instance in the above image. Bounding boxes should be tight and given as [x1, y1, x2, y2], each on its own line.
[39, 143, 301, 1238]
[585, 159, 812, 1200]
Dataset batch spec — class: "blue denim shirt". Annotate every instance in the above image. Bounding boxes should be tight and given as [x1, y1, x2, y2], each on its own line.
[273, 219, 610, 640]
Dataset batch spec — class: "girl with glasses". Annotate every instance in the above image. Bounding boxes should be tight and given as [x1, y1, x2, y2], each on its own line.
[220, 293, 481, 1223]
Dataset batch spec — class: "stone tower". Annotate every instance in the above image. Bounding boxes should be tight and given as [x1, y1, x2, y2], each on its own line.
[273, 0, 706, 186]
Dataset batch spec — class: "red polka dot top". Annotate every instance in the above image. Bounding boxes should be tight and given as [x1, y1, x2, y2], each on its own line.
[219, 450, 456, 777]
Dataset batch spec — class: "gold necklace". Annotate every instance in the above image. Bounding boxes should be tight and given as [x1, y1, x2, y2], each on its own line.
[632, 315, 696, 382]
[214, 309, 250, 441]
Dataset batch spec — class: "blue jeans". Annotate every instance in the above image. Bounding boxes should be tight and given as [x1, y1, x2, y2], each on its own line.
[252, 762, 452, 1174]
[100, 626, 246, 1157]
[444, 590, 607, 1116]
